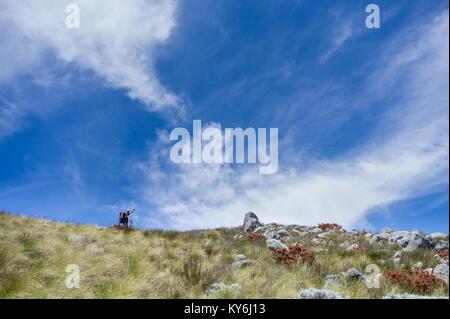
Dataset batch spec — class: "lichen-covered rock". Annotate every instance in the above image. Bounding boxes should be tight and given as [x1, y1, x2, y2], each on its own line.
[265, 239, 288, 250]
[263, 227, 289, 240]
[369, 232, 391, 244]
[432, 263, 449, 283]
[346, 268, 363, 281]
[435, 241, 449, 251]
[298, 288, 344, 299]
[231, 259, 256, 269]
[400, 232, 435, 251]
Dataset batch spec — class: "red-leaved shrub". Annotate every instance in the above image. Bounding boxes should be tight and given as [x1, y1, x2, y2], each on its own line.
[383, 269, 446, 293]
[273, 243, 315, 266]
[317, 223, 342, 231]
[246, 232, 267, 242]
[437, 249, 448, 259]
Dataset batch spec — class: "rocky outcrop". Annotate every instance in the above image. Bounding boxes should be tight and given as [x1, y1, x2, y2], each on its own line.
[243, 212, 262, 232]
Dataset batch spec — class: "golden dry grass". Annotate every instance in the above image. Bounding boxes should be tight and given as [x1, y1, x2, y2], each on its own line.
[0, 212, 448, 299]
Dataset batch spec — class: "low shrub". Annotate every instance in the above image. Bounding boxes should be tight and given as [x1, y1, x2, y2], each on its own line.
[383, 269, 446, 293]
[317, 223, 342, 231]
[246, 232, 267, 242]
[273, 243, 315, 266]
[436, 249, 448, 259]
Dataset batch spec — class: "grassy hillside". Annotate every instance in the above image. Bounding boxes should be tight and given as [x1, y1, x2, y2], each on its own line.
[0, 212, 448, 299]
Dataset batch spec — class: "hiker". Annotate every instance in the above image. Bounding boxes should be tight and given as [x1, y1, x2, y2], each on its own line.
[119, 208, 135, 227]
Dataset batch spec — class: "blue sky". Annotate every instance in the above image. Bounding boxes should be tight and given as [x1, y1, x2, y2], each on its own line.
[0, 0, 448, 232]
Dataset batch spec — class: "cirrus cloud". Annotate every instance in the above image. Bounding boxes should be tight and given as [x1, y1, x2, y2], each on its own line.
[0, 0, 180, 111]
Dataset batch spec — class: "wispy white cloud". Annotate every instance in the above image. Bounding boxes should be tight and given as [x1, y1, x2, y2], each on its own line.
[321, 22, 353, 62]
[138, 10, 449, 231]
[0, 100, 25, 139]
[0, 0, 180, 111]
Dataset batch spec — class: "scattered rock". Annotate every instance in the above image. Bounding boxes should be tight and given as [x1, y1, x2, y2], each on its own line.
[266, 239, 288, 250]
[233, 254, 246, 261]
[232, 259, 256, 269]
[206, 283, 242, 296]
[435, 241, 449, 251]
[243, 212, 262, 232]
[324, 274, 341, 288]
[389, 231, 411, 242]
[393, 251, 402, 259]
[276, 228, 289, 237]
[432, 263, 449, 283]
[298, 288, 344, 299]
[346, 268, 363, 281]
[293, 226, 314, 233]
[264, 227, 289, 240]
[373, 230, 436, 251]
[412, 262, 423, 270]
[364, 233, 373, 239]
[401, 232, 435, 252]
[383, 294, 448, 299]
[428, 232, 448, 241]
[369, 232, 391, 244]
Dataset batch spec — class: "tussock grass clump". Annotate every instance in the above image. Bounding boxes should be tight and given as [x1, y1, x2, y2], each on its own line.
[0, 248, 24, 297]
